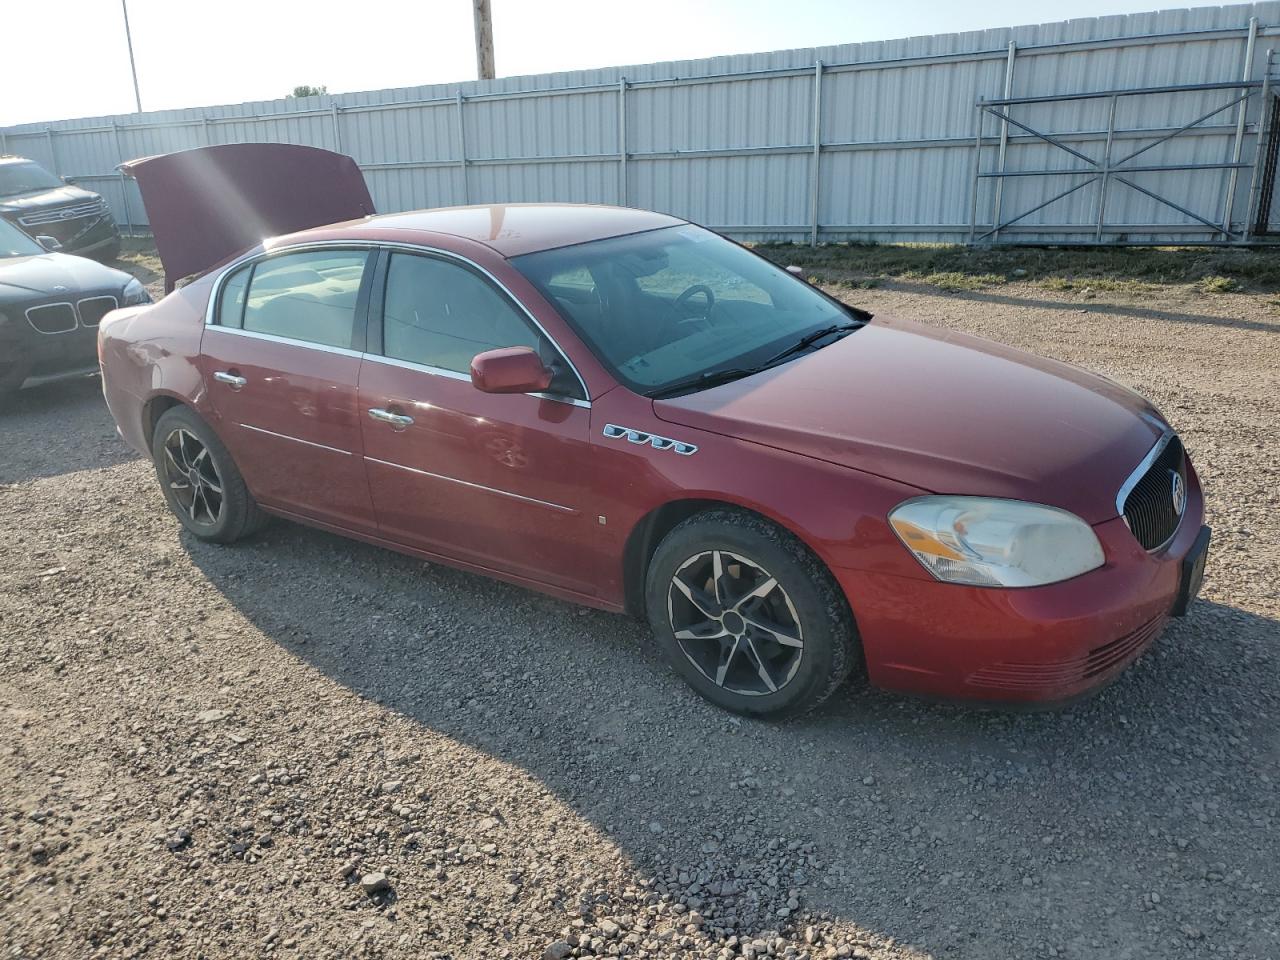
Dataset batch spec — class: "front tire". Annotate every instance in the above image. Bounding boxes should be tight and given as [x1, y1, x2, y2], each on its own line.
[645, 509, 859, 718]
[151, 406, 267, 543]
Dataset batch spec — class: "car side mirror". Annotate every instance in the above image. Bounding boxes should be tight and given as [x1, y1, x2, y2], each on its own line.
[470, 346, 553, 394]
[61, 176, 77, 185]
[785, 265, 807, 279]
[35, 235, 62, 252]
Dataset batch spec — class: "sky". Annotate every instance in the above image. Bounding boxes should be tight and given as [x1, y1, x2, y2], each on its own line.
[2, 0, 1236, 127]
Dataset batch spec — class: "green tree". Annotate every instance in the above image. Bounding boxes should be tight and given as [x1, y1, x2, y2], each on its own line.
[288, 85, 328, 98]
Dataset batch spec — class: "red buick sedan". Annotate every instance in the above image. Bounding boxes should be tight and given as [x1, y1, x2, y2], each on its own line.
[99, 145, 1208, 717]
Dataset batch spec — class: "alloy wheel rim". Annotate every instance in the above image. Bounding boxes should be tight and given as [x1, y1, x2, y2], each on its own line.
[667, 549, 804, 696]
[160, 428, 223, 526]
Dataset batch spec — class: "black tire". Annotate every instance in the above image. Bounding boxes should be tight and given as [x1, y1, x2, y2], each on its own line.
[90, 241, 122, 263]
[645, 508, 859, 718]
[151, 405, 268, 543]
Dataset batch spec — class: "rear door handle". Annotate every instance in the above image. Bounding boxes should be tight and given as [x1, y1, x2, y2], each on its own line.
[213, 371, 246, 390]
[368, 407, 414, 429]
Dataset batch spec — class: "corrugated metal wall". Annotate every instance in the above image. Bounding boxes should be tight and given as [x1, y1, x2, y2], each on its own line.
[4, 2, 1280, 244]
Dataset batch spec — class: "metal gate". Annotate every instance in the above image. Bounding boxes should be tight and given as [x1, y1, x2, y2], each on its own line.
[968, 25, 1280, 245]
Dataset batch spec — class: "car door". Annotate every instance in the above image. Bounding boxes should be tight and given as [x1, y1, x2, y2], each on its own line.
[200, 247, 377, 529]
[358, 248, 598, 594]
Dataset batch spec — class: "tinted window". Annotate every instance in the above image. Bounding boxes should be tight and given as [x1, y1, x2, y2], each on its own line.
[241, 250, 368, 349]
[216, 265, 249, 328]
[0, 161, 62, 197]
[383, 253, 543, 373]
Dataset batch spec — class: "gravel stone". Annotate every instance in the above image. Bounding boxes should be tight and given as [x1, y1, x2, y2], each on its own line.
[0, 275, 1277, 958]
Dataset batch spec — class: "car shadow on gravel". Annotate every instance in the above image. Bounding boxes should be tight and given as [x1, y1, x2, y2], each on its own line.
[0, 376, 141, 484]
[183, 515, 1280, 957]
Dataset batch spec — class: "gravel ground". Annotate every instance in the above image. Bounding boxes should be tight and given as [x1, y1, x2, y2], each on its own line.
[1, 273, 1277, 960]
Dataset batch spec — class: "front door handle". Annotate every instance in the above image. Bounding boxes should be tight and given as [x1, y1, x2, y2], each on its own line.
[368, 407, 414, 430]
[213, 371, 247, 390]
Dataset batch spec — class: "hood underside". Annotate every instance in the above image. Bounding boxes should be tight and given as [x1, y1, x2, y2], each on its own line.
[654, 316, 1166, 524]
[121, 143, 376, 293]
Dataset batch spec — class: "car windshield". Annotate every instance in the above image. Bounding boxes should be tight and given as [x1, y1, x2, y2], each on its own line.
[511, 225, 864, 396]
[0, 217, 42, 258]
[0, 160, 62, 197]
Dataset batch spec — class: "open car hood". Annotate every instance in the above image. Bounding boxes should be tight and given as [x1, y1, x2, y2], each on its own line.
[121, 143, 376, 292]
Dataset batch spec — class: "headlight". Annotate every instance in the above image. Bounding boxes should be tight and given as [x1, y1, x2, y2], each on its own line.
[888, 496, 1104, 587]
[122, 277, 151, 305]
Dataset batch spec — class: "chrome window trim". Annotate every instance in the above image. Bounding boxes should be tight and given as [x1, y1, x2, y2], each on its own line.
[25, 301, 78, 335]
[361, 353, 592, 409]
[203, 238, 592, 405]
[76, 295, 118, 328]
[240, 423, 354, 456]
[204, 325, 365, 359]
[1114, 427, 1175, 517]
[364, 456, 577, 514]
[361, 352, 472, 383]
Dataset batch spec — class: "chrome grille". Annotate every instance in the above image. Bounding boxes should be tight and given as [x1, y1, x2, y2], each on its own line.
[1121, 434, 1187, 551]
[76, 295, 117, 327]
[25, 303, 77, 335]
[18, 200, 106, 227]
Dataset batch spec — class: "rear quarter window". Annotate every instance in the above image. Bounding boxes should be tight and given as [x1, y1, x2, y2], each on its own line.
[215, 266, 249, 328]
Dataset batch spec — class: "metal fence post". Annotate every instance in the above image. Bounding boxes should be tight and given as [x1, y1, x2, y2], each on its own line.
[111, 120, 134, 237]
[456, 92, 469, 204]
[1223, 16, 1259, 236]
[330, 103, 344, 153]
[618, 78, 628, 206]
[1095, 95, 1119, 241]
[968, 100, 985, 244]
[809, 60, 824, 248]
[201, 111, 211, 145]
[1243, 50, 1273, 242]
[991, 41, 1017, 242]
[45, 129, 58, 175]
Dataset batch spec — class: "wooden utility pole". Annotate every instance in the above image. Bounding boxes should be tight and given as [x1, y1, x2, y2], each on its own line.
[473, 0, 495, 80]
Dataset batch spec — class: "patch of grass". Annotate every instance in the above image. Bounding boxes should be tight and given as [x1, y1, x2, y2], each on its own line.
[1197, 275, 1238, 294]
[915, 271, 1006, 291]
[755, 241, 1280, 293]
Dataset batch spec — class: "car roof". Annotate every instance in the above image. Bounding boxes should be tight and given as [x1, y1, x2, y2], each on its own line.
[337, 203, 686, 258]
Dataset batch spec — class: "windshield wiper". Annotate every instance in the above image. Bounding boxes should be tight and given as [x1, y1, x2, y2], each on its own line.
[761, 322, 859, 368]
[648, 322, 862, 400]
[648, 365, 766, 399]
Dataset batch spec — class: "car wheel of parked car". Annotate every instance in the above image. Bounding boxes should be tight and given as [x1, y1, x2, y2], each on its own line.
[151, 406, 267, 543]
[645, 508, 859, 717]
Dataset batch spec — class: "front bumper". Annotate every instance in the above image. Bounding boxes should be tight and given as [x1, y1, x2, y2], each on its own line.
[0, 309, 105, 382]
[839, 469, 1207, 704]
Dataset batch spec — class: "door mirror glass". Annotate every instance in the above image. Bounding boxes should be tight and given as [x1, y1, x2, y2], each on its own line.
[470, 346, 553, 394]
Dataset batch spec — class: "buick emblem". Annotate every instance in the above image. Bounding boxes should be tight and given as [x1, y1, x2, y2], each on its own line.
[1169, 470, 1187, 517]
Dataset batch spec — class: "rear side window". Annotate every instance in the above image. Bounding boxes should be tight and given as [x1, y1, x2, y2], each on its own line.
[216, 265, 249, 329]
[239, 250, 369, 349]
[382, 252, 544, 373]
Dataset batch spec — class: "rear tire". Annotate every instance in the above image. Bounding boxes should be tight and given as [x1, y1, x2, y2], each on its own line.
[151, 406, 268, 543]
[644, 508, 859, 718]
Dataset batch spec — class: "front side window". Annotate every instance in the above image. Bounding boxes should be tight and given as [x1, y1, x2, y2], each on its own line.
[511, 225, 863, 396]
[238, 250, 368, 349]
[381, 252, 581, 397]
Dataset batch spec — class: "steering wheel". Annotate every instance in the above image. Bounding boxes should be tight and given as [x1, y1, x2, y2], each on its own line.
[672, 284, 716, 328]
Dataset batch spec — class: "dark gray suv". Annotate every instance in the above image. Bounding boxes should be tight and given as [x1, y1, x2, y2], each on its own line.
[0, 156, 120, 261]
